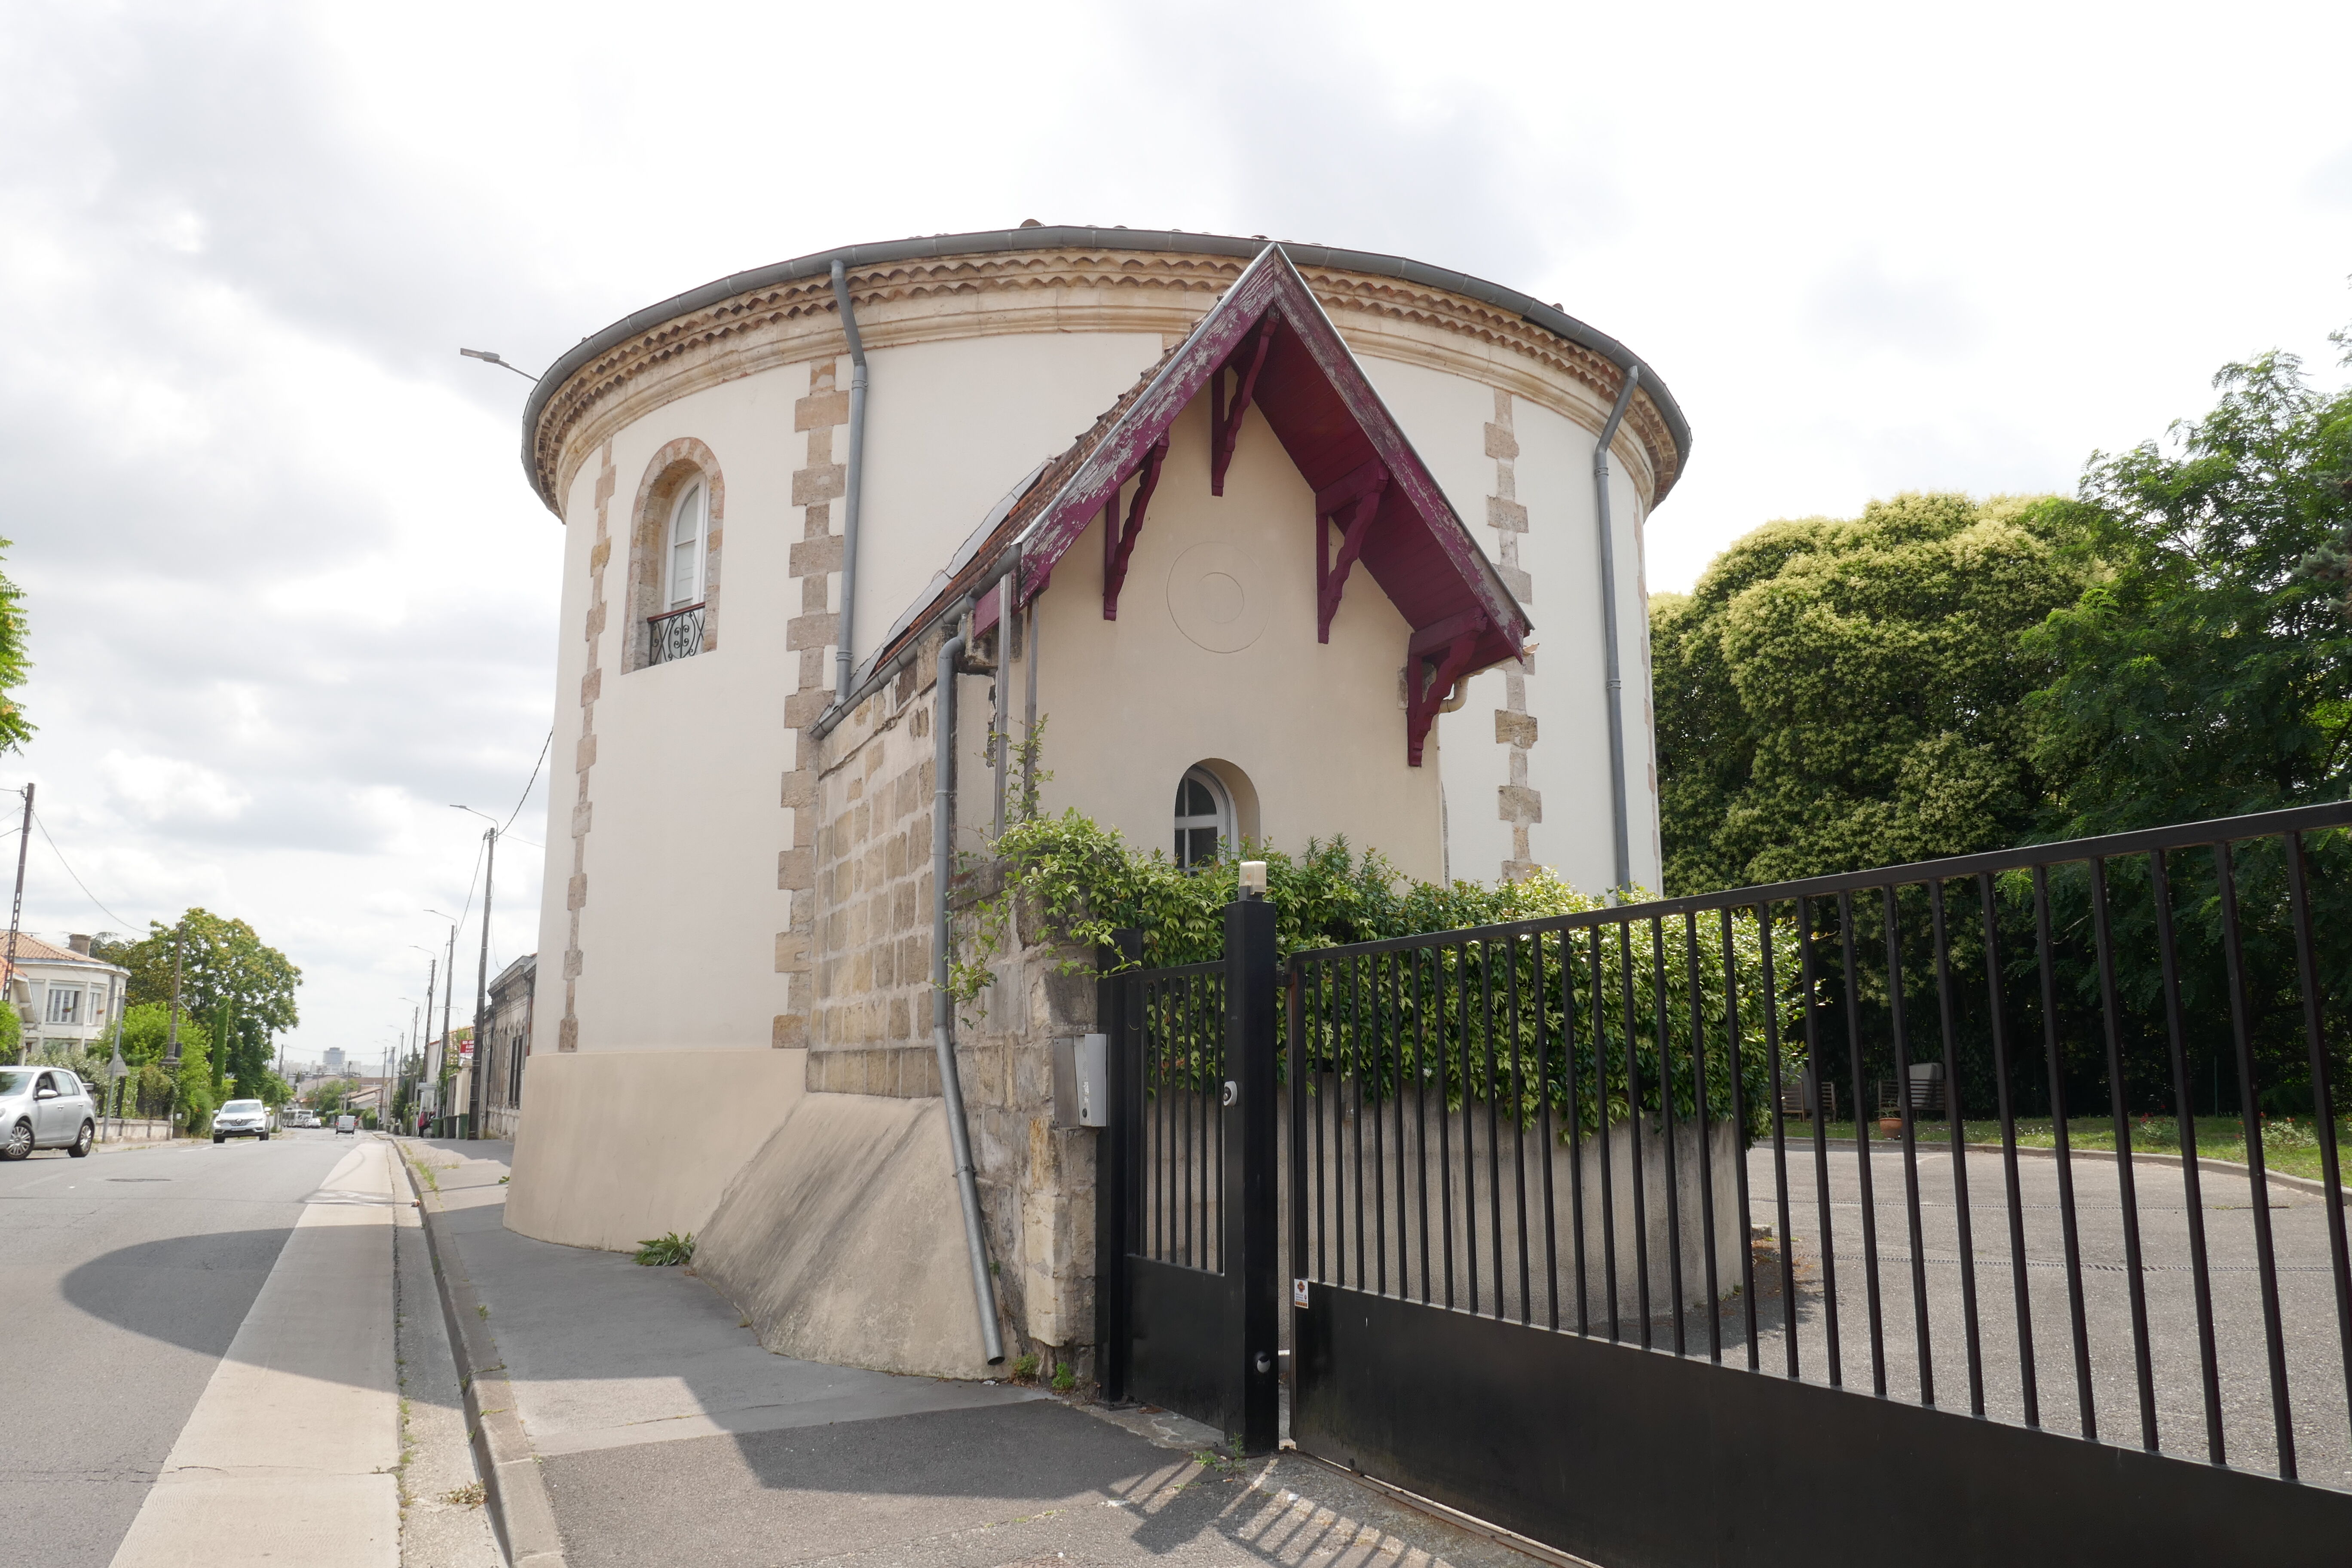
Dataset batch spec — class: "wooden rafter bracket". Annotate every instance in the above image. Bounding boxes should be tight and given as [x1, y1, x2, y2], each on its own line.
[1314, 462, 1388, 643]
[1208, 321, 1275, 497]
[1100, 437, 1168, 620]
[1404, 610, 1488, 766]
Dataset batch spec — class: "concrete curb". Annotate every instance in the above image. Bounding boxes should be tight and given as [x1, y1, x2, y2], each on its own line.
[1807, 1133, 2351, 1200]
[397, 1140, 570, 1568]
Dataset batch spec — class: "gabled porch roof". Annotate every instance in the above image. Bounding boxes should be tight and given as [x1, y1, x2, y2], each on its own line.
[856, 247, 1531, 760]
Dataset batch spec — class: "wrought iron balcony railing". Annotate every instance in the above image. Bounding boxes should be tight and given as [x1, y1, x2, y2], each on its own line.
[646, 603, 704, 666]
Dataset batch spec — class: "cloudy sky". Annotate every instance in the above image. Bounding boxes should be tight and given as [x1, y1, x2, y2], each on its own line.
[2, 0, 2347, 1060]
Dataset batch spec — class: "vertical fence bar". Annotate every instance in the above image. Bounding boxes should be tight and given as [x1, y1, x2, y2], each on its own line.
[1927, 879, 1984, 1417]
[1838, 890, 1886, 1398]
[2285, 831, 2352, 1457]
[1536, 932, 1561, 1333]
[1687, 910, 1719, 1363]
[1801, 895, 1839, 1386]
[2148, 848, 2223, 1462]
[2216, 839, 2297, 1479]
[1317, 964, 1336, 1298]
[1978, 872, 2038, 1430]
[1721, 907, 1759, 1373]
[2032, 864, 2097, 1441]
[1597, 927, 1619, 1342]
[1510, 936, 1532, 1326]
[1484, 943, 1505, 1320]
[1463, 941, 1482, 1318]
[1288, 962, 1308, 1314]
[1350, 954, 1366, 1293]
[1882, 886, 1933, 1407]
[2089, 856, 2159, 1450]
[1386, 951, 1405, 1302]
[1439, 946, 1457, 1311]
[1566, 928, 1590, 1337]
[1371, 953, 1388, 1298]
[1656, 914, 1686, 1357]
[1623, 922, 1651, 1347]
[1751, 904, 1787, 1376]
[1414, 949, 1433, 1307]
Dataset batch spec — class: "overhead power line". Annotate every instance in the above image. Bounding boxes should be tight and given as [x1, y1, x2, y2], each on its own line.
[32, 811, 137, 931]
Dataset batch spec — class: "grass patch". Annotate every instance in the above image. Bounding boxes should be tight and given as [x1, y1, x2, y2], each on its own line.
[634, 1231, 695, 1267]
[1797, 1115, 2352, 1185]
[442, 1482, 485, 1507]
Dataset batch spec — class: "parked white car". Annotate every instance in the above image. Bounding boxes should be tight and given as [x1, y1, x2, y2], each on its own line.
[0, 1068, 96, 1160]
[212, 1099, 272, 1144]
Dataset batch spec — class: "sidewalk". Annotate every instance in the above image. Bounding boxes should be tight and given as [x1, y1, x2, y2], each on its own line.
[400, 1137, 1560, 1568]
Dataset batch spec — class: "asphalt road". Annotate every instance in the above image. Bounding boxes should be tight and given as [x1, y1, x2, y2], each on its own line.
[0, 1128, 364, 1567]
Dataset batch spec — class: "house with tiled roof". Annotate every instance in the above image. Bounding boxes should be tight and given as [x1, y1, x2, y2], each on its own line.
[4, 934, 130, 1058]
[504, 228, 1688, 1381]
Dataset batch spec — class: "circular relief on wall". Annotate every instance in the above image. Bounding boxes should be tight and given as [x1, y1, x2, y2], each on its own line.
[1167, 542, 1268, 654]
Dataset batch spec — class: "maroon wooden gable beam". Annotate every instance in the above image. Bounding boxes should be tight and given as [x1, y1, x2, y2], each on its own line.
[1314, 459, 1388, 643]
[1208, 320, 1274, 496]
[1011, 247, 1519, 659]
[1405, 609, 1489, 767]
[1099, 437, 1167, 620]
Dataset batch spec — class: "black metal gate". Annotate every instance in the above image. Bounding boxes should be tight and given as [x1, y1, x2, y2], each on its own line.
[1096, 900, 1279, 1452]
[1283, 802, 2352, 1565]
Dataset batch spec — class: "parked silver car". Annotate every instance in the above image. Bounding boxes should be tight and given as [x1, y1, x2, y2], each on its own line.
[0, 1068, 96, 1161]
[212, 1099, 272, 1144]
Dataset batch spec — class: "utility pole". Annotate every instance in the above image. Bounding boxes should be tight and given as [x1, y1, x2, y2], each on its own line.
[165, 924, 183, 1130]
[4, 782, 30, 1066]
[471, 826, 496, 1139]
[441, 923, 456, 1133]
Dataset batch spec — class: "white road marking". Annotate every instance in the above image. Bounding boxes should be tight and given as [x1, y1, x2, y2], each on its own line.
[107, 1139, 401, 1567]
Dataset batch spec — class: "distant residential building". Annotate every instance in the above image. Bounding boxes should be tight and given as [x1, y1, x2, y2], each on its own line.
[3, 935, 130, 1061]
[482, 954, 534, 1140]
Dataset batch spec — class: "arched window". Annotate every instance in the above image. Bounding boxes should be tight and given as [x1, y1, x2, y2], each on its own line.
[667, 481, 706, 609]
[1174, 766, 1232, 870]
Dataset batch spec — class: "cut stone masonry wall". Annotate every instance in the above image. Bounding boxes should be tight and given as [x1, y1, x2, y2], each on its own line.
[1488, 391, 1543, 882]
[558, 439, 616, 1051]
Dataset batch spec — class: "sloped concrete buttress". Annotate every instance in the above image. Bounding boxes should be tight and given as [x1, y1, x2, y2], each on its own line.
[695, 1092, 998, 1380]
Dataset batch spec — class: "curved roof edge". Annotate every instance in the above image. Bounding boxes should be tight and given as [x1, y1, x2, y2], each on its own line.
[520, 226, 1692, 510]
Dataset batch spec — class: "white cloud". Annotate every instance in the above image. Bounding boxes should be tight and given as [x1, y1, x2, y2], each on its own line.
[2, 0, 2347, 1050]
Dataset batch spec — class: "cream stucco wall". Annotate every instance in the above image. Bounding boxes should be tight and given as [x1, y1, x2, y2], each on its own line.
[1357, 351, 1663, 894]
[852, 329, 1169, 660]
[520, 243, 1680, 1308]
[505, 1048, 805, 1250]
[1013, 396, 1444, 882]
[543, 375, 801, 1054]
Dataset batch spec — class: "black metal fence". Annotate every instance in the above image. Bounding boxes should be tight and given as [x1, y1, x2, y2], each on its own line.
[645, 603, 704, 666]
[1283, 801, 2352, 1550]
[1129, 959, 1227, 1275]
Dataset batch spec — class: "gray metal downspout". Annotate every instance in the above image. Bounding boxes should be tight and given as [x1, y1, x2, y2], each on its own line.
[933, 611, 1007, 1363]
[1592, 366, 1641, 901]
[831, 260, 868, 704]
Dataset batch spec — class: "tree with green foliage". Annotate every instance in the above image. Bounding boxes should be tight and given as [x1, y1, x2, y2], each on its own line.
[1651, 492, 2092, 894]
[101, 912, 300, 1101]
[115, 1001, 216, 1124]
[0, 536, 30, 750]
[2027, 342, 2352, 837]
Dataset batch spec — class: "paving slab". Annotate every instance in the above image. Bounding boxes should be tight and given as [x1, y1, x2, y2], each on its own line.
[403, 1139, 1559, 1568]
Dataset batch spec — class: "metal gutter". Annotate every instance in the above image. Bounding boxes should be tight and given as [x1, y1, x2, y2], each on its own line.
[830, 260, 868, 703]
[931, 609, 1007, 1365]
[1592, 367, 1641, 900]
[519, 227, 1692, 512]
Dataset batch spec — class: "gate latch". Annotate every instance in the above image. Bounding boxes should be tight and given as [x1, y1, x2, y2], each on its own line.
[1221, 1080, 1238, 1107]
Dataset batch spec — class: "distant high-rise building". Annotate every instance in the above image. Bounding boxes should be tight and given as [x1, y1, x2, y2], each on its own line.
[324, 1047, 346, 1075]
